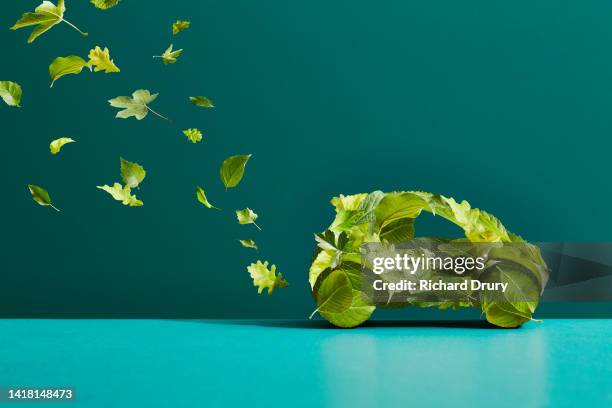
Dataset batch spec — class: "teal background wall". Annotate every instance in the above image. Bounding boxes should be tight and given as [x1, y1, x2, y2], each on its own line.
[1, 0, 610, 318]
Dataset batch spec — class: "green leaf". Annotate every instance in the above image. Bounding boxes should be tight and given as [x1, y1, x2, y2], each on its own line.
[91, 0, 121, 10]
[11, 0, 87, 43]
[182, 128, 202, 143]
[172, 20, 190, 35]
[310, 269, 352, 318]
[247, 260, 288, 295]
[154, 44, 183, 65]
[236, 208, 261, 230]
[120, 158, 146, 188]
[0, 81, 22, 107]
[97, 183, 143, 206]
[196, 186, 219, 210]
[49, 56, 88, 87]
[220, 154, 251, 189]
[49, 137, 75, 155]
[189, 96, 214, 108]
[28, 184, 59, 211]
[88, 46, 120, 73]
[239, 239, 258, 250]
[109, 89, 170, 121]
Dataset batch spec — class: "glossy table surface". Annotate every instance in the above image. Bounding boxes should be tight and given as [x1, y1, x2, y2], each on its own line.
[0, 319, 610, 407]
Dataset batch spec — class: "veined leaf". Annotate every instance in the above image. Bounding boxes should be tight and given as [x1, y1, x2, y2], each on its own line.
[28, 184, 59, 211]
[11, 0, 88, 43]
[0, 81, 22, 107]
[310, 269, 353, 319]
[154, 44, 183, 65]
[196, 186, 219, 210]
[91, 0, 121, 10]
[239, 239, 258, 250]
[220, 154, 251, 189]
[49, 55, 89, 87]
[97, 183, 143, 206]
[172, 20, 190, 35]
[50, 137, 75, 155]
[236, 208, 261, 230]
[109, 89, 170, 121]
[247, 260, 288, 295]
[182, 128, 202, 143]
[88, 46, 120, 73]
[189, 96, 214, 108]
[120, 158, 146, 188]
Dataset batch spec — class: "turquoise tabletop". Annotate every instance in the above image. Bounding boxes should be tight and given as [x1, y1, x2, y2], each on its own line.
[0, 319, 610, 407]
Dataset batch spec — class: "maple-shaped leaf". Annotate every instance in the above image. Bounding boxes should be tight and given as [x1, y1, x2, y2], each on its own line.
[11, 0, 88, 43]
[88, 46, 120, 73]
[153, 44, 183, 65]
[97, 183, 143, 206]
[247, 260, 288, 295]
[108, 89, 170, 121]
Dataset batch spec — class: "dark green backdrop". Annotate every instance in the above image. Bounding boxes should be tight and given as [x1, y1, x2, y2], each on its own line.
[1, 0, 610, 318]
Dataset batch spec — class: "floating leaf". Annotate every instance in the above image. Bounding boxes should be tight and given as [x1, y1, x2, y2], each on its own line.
[108, 89, 170, 121]
[183, 128, 202, 143]
[28, 184, 59, 211]
[91, 0, 120, 10]
[220, 154, 251, 189]
[49, 55, 88, 87]
[0, 81, 22, 107]
[247, 260, 288, 295]
[97, 183, 143, 206]
[236, 208, 261, 230]
[189, 96, 214, 108]
[88, 46, 120, 73]
[172, 20, 190, 35]
[120, 158, 146, 188]
[11, 0, 88, 44]
[239, 239, 258, 250]
[153, 44, 183, 65]
[196, 186, 220, 210]
[50, 137, 75, 155]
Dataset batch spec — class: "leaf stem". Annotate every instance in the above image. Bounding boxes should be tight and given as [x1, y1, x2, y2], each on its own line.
[308, 308, 320, 320]
[49, 204, 60, 212]
[253, 222, 262, 231]
[146, 105, 171, 122]
[61, 18, 88, 37]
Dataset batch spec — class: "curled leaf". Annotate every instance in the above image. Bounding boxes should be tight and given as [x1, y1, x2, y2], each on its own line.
[120, 158, 146, 188]
[28, 184, 59, 211]
[196, 186, 219, 210]
[220, 154, 251, 189]
[236, 208, 261, 230]
[0, 81, 22, 107]
[172, 20, 190, 35]
[49, 56, 88, 87]
[183, 128, 202, 143]
[50, 137, 75, 155]
[88, 46, 120, 73]
[154, 44, 183, 65]
[247, 260, 288, 295]
[97, 183, 143, 206]
[239, 239, 258, 250]
[189, 96, 214, 108]
[11, 0, 88, 43]
[91, 0, 121, 10]
[109, 89, 169, 121]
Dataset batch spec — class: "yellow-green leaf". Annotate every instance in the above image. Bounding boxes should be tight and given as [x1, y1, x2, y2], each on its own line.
[109, 89, 169, 121]
[182, 128, 202, 143]
[239, 239, 258, 250]
[220, 154, 251, 189]
[49, 56, 89, 87]
[97, 183, 143, 206]
[50, 137, 75, 155]
[0, 81, 22, 107]
[154, 44, 183, 65]
[236, 208, 261, 230]
[189, 96, 214, 108]
[91, 0, 120, 10]
[172, 20, 190, 35]
[247, 260, 288, 295]
[196, 186, 220, 210]
[88, 46, 120, 73]
[28, 184, 59, 211]
[120, 158, 146, 188]
[11, 0, 87, 43]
